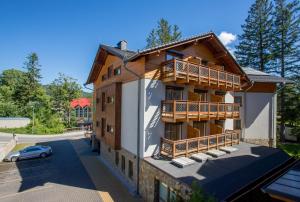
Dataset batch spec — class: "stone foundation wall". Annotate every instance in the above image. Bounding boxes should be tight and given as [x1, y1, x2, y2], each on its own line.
[99, 141, 138, 189]
[139, 159, 191, 202]
[242, 138, 275, 147]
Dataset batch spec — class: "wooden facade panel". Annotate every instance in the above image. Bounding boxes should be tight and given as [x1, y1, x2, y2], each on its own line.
[94, 82, 122, 149]
[247, 82, 276, 93]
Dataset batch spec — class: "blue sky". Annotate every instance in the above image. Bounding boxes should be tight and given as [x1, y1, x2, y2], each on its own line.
[0, 0, 253, 88]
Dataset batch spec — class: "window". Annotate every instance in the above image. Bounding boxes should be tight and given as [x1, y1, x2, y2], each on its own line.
[108, 65, 113, 79]
[79, 107, 83, 117]
[128, 160, 133, 180]
[83, 107, 88, 117]
[155, 181, 180, 202]
[96, 121, 99, 127]
[101, 92, 105, 111]
[96, 97, 100, 104]
[115, 151, 119, 166]
[201, 60, 208, 66]
[75, 107, 80, 117]
[102, 74, 107, 81]
[165, 123, 182, 140]
[234, 96, 243, 107]
[107, 125, 114, 133]
[234, 119, 242, 130]
[166, 86, 183, 100]
[101, 118, 106, 137]
[121, 155, 125, 173]
[194, 89, 208, 101]
[114, 66, 121, 76]
[107, 96, 114, 104]
[165, 50, 183, 61]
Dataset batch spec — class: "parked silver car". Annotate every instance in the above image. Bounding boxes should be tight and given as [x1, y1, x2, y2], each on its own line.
[5, 145, 52, 162]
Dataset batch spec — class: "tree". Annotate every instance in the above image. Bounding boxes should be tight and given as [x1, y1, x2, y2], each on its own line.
[188, 181, 216, 202]
[15, 53, 48, 110]
[271, 0, 300, 141]
[146, 18, 182, 48]
[48, 73, 82, 126]
[0, 69, 26, 116]
[235, 0, 273, 72]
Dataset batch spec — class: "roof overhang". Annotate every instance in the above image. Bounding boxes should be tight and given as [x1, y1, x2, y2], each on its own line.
[86, 32, 252, 85]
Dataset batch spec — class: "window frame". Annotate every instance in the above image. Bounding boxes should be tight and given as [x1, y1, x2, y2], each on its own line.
[128, 160, 133, 180]
[121, 155, 125, 173]
[114, 66, 121, 76]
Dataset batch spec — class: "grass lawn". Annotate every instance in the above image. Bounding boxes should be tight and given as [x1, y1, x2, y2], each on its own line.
[11, 143, 35, 152]
[278, 143, 300, 158]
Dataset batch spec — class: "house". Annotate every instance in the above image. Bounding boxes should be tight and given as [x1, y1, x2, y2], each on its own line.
[86, 32, 291, 201]
[70, 98, 92, 127]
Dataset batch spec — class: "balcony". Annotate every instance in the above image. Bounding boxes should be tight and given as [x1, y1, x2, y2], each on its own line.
[161, 59, 241, 90]
[160, 130, 240, 158]
[161, 100, 240, 122]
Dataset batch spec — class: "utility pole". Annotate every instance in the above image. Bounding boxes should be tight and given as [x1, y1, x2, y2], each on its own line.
[32, 106, 35, 134]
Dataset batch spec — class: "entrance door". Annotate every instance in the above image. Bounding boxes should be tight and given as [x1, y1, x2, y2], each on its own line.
[165, 123, 182, 140]
[194, 89, 208, 101]
[166, 86, 183, 100]
[193, 121, 207, 136]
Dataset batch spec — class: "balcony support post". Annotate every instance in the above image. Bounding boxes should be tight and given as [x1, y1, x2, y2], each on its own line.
[186, 101, 189, 121]
[198, 102, 201, 121]
[173, 100, 177, 121]
[173, 59, 176, 81]
[186, 63, 189, 83]
[185, 140, 188, 157]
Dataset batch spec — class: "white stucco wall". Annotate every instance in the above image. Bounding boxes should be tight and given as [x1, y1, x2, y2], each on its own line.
[0, 118, 30, 128]
[235, 91, 276, 143]
[121, 79, 165, 158]
[224, 91, 234, 130]
[121, 80, 139, 155]
[142, 79, 165, 158]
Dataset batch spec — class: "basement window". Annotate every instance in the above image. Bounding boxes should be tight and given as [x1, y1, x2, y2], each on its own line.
[128, 160, 133, 180]
[121, 155, 125, 173]
[115, 151, 119, 166]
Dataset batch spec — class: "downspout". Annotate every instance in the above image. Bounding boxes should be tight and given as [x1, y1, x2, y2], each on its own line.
[122, 53, 142, 196]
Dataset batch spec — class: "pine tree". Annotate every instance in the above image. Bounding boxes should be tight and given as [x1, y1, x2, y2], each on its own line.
[145, 18, 182, 48]
[272, 0, 300, 141]
[235, 0, 273, 72]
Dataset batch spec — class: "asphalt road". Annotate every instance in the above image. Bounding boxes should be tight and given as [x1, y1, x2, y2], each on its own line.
[0, 138, 102, 202]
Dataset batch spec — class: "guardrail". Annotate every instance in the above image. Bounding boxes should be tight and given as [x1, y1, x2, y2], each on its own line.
[161, 58, 241, 90]
[161, 100, 240, 122]
[160, 130, 240, 158]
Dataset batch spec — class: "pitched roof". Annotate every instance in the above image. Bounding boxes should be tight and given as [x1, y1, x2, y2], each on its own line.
[86, 32, 249, 84]
[70, 98, 91, 108]
[242, 67, 293, 83]
[101, 44, 136, 59]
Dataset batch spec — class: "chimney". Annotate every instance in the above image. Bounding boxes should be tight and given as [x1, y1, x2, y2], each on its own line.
[117, 40, 127, 50]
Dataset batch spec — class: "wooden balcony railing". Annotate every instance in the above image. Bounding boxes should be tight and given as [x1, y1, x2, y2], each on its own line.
[161, 100, 240, 122]
[161, 59, 241, 90]
[160, 130, 240, 158]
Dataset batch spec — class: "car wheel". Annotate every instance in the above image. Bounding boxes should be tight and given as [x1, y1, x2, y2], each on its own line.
[11, 156, 18, 162]
[40, 153, 47, 158]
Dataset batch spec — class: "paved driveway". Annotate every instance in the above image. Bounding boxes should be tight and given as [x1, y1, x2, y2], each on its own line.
[0, 139, 102, 202]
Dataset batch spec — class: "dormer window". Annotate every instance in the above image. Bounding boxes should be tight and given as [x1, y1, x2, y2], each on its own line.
[166, 50, 183, 61]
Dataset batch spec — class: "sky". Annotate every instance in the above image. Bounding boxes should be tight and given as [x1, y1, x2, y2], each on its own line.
[0, 0, 253, 88]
